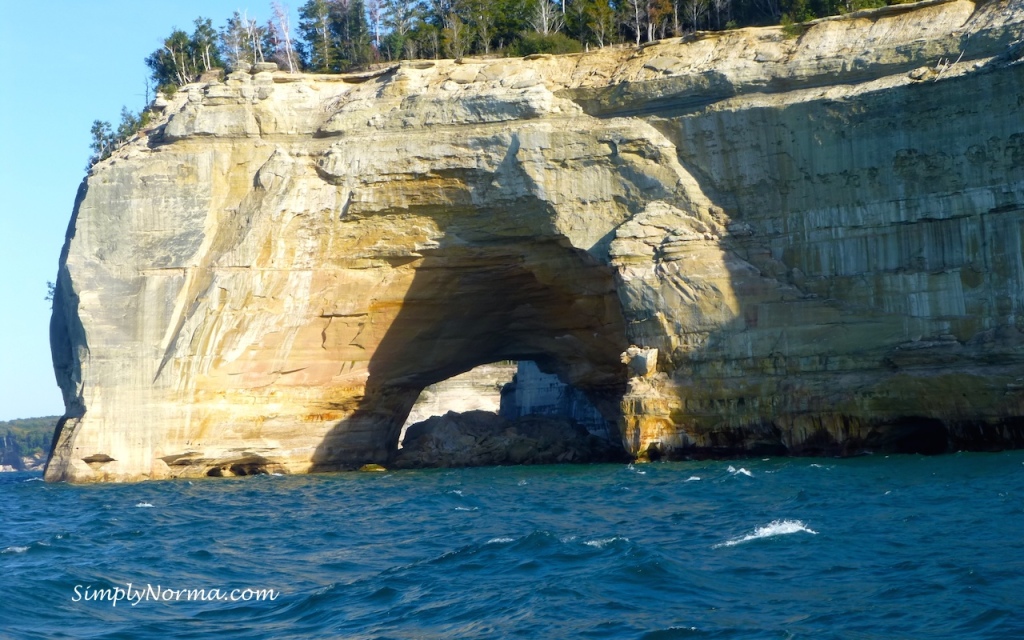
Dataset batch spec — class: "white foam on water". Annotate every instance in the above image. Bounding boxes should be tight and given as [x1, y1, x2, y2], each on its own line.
[560, 535, 577, 543]
[486, 537, 515, 545]
[685, 476, 701, 482]
[727, 466, 753, 477]
[585, 536, 629, 549]
[23, 477, 43, 482]
[714, 520, 818, 548]
[135, 502, 155, 508]
[2, 546, 29, 554]
[454, 507, 477, 512]
[448, 490, 463, 496]
[517, 480, 528, 486]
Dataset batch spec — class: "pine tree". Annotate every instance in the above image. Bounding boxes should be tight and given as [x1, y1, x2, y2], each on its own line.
[145, 28, 193, 91]
[191, 18, 222, 74]
[381, 0, 425, 59]
[221, 11, 267, 70]
[331, 0, 373, 69]
[298, 0, 336, 71]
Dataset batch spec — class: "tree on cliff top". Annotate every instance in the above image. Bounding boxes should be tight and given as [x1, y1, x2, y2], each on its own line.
[145, 18, 224, 92]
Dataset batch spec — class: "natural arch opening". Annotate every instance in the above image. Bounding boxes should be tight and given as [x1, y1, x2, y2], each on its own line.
[310, 238, 631, 471]
[392, 360, 624, 467]
[397, 361, 517, 448]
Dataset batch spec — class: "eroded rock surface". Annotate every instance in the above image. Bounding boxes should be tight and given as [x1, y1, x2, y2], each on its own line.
[48, 0, 1024, 481]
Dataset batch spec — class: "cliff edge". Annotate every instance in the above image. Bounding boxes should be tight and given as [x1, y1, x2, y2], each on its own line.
[48, 0, 1024, 481]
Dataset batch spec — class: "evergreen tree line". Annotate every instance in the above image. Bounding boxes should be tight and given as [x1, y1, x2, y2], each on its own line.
[0, 417, 59, 457]
[149, 0, 902, 84]
[88, 0, 899, 167]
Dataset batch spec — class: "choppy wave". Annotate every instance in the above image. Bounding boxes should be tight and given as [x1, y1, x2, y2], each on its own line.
[727, 465, 753, 477]
[584, 536, 629, 549]
[3, 455, 1024, 638]
[714, 520, 818, 548]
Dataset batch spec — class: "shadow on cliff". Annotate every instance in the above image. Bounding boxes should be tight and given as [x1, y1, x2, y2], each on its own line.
[625, 56, 1024, 460]
[309, 236, 632, 471]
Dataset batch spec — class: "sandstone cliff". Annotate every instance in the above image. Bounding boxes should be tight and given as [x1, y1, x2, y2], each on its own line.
[49, 0, 1024, 481]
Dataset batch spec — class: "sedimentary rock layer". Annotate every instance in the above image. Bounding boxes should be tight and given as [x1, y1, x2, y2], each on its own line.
[49, 0, 1024, 481]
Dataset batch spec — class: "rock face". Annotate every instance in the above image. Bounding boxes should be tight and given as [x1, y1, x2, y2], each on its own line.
[49, 0, 1024, 482]
[1, 435, 25, 472]
[499, 360, 612, 439]
[394, 411, 621, 468]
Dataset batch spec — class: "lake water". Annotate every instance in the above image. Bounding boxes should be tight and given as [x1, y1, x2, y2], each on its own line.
[3, 453, 1023, 638]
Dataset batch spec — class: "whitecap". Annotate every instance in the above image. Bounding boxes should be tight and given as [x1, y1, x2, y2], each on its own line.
[486, 537, 514, 544]
[454, 507, 477, 512]
[2, 546, 29, 554]
[585, 536, 628, 549]
[714, 520, 818, 548]
[448, 489, 463, 496]
[685, 476, 701, 482]
[135, 502, 155, 508]
[560, 535, 577, 543]
[23, 477, 43, 483]
[727, 466, 753, 477]
[517, 480, 528, 486]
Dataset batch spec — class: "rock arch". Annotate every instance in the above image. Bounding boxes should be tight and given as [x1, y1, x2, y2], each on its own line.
[311, 238, 630, 470]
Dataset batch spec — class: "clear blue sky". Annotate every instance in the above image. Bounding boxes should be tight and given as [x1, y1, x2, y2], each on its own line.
[0, 1, 301, 421]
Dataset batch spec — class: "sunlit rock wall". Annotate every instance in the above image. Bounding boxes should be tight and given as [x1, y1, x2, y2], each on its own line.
[48, 0, 1024, 481]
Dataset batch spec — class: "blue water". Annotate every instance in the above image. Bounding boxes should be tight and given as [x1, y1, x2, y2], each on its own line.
[3, 453, 1024, 639]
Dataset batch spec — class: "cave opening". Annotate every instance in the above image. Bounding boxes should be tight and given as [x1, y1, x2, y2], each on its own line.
[392, 360, 623, 467]
[309, 239, 632, 471]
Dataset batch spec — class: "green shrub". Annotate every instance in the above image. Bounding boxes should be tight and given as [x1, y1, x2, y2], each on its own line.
[781, 15, 809, 39]
[512, 32, 582, 57]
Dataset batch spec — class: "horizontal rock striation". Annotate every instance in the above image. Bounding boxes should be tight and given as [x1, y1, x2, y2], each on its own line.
[49, 0, 1024, 481]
